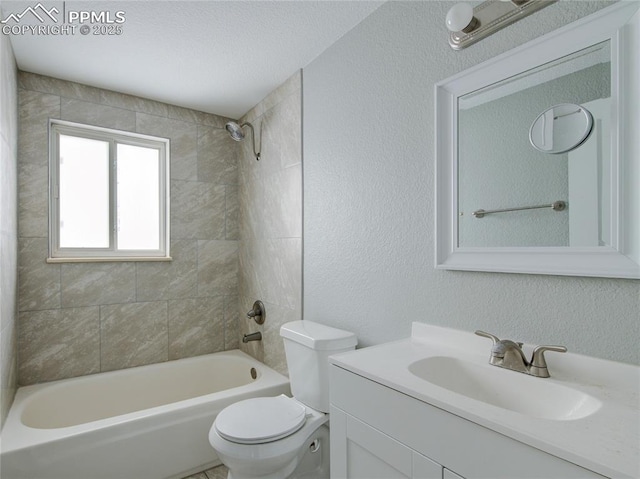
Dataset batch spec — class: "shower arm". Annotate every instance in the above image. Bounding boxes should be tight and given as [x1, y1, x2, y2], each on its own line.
[242, 122, 261, 161]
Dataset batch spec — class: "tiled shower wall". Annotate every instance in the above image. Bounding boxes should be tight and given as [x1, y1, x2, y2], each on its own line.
[17, 72, 241, 385]
[0, 32, 19, 427]
[237, 71, 302, 375]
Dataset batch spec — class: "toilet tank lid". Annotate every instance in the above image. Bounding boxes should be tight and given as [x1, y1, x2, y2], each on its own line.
[280, 321, 357, 351]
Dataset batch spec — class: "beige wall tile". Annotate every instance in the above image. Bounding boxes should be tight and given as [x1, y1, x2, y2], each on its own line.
[17, 89, 59, 238]
[225, 185, 240, 241]
[18, 237, 60, 312]
[18, 307, 100, 385]
[15, 73, 240, 384]
[237, 71, 302, 372]
[224, 296, 239, 350]
[16, 72, 239, 382]
[197, 126, 238, 185]
[19, 72, 101, 103]
[242, 70, 301, 125]
[17, 161, 48, 238]
[18, 90, 60, 165]
[238, 177, 263, 241]
[259, 90, 302, 172]
[0, 326, 17, 424]
[168, 296, 225, 359]
[0, 227, 17, 332]
[252, 165, 302, 239]
[100, 90, 169, 117]
[61, 98, 136, 131]
[197, 240, 239, 296]
[136, 113, 198, 181]
[238, 239, 262, 301]
[165, 104, 208, 125]
[263, 70, 301, 117]
[100, 301, 168, 371]
[1, 39, 18, 146]
[136, 240, 198, 301]
[1, 33, 19, 426]
[0, 309, 17, 402]
[61, 263, 136, 308]
[196, 113, 230, 129]
[239, 238, 301, 312]
[171, 181, 226, 239]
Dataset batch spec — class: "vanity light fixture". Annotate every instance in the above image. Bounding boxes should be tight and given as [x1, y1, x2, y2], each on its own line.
[446, 0, 556, 50]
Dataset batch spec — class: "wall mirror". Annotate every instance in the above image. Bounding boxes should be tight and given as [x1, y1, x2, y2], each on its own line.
[435, 3, 639, 278]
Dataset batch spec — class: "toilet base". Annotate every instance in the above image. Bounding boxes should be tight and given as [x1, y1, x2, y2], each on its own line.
[225, 424, 329, 479]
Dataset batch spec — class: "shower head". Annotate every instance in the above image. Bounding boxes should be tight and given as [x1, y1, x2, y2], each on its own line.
[225, 121, 246, 142]
[224, 121, 261, 161]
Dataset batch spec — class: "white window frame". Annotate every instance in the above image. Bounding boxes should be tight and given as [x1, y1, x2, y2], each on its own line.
[48, 119, 171, 262]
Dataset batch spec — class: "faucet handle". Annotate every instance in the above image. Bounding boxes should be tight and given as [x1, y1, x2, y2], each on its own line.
[475, 330, 501, 345]
[246, 300, 265, 325]
[531, 345, 567, 367]
[530, 345, 567, 378]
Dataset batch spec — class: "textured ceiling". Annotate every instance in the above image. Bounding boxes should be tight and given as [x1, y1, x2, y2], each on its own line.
[3, 1, 383, 118]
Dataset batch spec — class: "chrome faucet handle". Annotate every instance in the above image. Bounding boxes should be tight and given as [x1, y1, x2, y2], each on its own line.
[475, 330, 501, 345]
[530, 345, 567, 378]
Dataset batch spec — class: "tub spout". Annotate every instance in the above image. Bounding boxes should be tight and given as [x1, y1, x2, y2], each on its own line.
[243, 332, 262, 343]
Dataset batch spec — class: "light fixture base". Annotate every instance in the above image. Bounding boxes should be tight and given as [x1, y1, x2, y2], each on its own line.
[448, 0, 556, 51]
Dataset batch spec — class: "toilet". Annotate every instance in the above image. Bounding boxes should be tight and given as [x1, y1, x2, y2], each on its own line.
[208, 320, 357, 479]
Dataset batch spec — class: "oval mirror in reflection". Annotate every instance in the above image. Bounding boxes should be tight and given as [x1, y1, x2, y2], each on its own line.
[529, 103, 594, 154]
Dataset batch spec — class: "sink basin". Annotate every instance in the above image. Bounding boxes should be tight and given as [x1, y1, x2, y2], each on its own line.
[408, 356, 601, 420]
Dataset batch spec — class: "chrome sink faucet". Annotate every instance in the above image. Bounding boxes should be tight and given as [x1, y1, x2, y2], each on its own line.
[475, 331, 567, 378]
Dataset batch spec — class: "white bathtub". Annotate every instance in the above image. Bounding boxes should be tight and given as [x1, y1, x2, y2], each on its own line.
[0, 349, 290, 479]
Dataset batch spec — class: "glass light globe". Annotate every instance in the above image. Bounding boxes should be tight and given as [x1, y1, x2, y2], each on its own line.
[446, 3, 475, 32]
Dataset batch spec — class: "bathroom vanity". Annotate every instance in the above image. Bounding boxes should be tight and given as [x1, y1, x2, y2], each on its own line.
[329, 323, 639, 479]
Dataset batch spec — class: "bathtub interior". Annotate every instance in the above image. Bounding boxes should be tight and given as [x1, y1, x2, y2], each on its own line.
[21, 352, 261, 429]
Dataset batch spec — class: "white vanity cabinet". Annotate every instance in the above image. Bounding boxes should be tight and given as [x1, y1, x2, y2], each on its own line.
[331, 406, 442, 478]
[330, 365, 607, 479]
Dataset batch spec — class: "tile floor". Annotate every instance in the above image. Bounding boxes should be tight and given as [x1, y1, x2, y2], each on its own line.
[182, 464, 228, 479]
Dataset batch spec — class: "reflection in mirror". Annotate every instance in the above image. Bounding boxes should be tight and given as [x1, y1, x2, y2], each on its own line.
[457, 41, 610, 248]
[529, 103, 593, 154]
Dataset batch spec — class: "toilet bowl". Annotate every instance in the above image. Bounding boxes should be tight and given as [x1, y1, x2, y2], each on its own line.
[209, 396, 329, 479]
[208, 320, 357, 479]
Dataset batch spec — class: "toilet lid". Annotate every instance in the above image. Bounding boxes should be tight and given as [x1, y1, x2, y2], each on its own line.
[214, 395, 307, 445]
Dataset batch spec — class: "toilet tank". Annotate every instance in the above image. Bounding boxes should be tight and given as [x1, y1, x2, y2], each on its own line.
[280, 321, 357, 413]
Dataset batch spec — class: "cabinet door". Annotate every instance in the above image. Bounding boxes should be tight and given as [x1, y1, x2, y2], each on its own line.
[346, 413, 413, 478]
[331, 407, 442, 479]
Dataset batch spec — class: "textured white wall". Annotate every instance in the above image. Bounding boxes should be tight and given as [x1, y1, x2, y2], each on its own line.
[303, 1, 640, 365]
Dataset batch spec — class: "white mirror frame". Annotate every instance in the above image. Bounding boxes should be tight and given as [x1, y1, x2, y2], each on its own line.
[435, 2, 639, 279]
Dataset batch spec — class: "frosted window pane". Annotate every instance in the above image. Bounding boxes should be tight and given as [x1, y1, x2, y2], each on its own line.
[116, 144, 160, 250]
[59, 135, 110, 248]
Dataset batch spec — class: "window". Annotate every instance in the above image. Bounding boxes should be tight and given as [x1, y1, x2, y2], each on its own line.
[49, 120, 170, 261]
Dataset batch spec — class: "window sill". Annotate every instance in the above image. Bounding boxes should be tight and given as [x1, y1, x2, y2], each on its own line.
[46, 256, 173, 263]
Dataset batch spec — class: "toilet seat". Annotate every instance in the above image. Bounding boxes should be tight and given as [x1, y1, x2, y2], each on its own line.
[214, 395, 307, 445]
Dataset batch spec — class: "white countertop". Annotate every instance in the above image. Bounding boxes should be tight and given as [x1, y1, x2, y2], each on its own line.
[329, 322, 640, 479]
